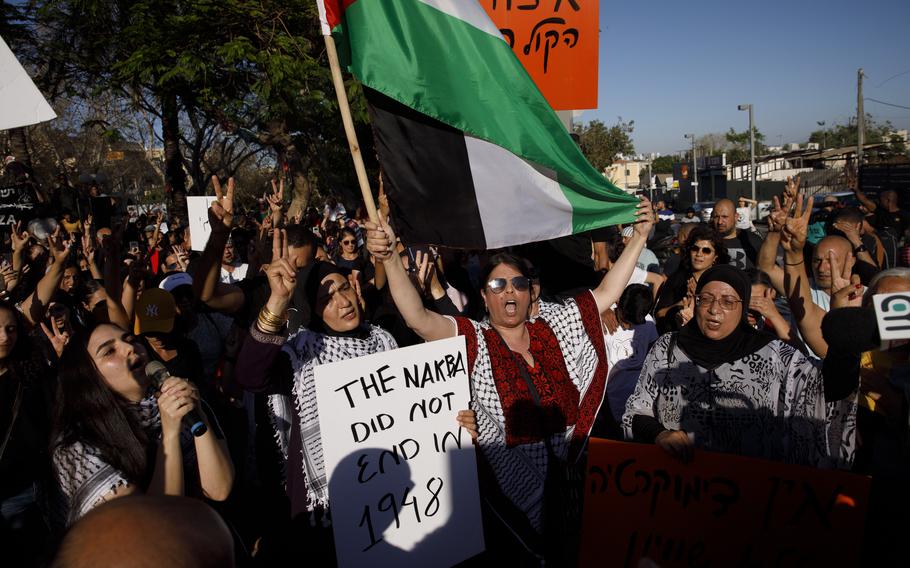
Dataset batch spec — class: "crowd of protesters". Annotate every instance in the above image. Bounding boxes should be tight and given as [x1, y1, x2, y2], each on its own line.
[0, 155, 908, 566]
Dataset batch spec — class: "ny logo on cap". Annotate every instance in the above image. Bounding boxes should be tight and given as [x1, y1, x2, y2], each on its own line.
[146, 304, 159, 317]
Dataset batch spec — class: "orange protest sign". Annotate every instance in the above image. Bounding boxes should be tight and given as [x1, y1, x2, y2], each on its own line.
[580, 439, 870, 567]
[479, 0, 598, 111]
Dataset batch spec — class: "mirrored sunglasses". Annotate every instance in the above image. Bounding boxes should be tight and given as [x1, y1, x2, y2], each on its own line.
[486, 276, 531, 294]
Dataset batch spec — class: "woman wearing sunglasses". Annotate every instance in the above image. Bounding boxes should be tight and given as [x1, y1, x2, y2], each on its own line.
[623, 264, 859, 470]
[365, 198, 654, 564]
[332, 228, 362, 270]
[653, 225, 729, 334]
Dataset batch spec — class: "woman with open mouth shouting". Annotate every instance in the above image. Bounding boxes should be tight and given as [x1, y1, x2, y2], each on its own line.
[365, 196, 655, 566]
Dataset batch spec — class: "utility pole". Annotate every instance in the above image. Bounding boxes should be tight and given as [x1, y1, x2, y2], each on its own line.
[857, 68, 865, 165]
[738, 104, 756, 201]
[684, 133, 698, 203]
[647, 161, 653, 202]
[817, 121, 826, 149]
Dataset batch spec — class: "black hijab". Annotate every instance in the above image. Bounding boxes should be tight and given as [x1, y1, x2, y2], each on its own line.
[676, 265, 773, 370]
[303, 261, 368, 339]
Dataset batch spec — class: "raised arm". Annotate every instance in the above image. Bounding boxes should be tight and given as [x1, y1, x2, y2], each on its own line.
[833, 217, 877, 268]
[100, 227, 130, 329]
[151, 209, 164, 250]
[236, 229, 298, 394]
[21, 228, 70, 325]
[81, 231, 103, 281]
[780, 194, 828, 357]
[758, 193, 792, 295]
[267, 178, 285, 228]
[10, 221, 28, 277]
[365, 219, 454, 342]
[847, 165, 877, 212]
[192, 176, 244, 314]
[592, 197, 654, 313]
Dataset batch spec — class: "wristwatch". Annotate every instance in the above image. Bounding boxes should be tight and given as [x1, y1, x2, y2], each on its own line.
[853, 243, 868, 254]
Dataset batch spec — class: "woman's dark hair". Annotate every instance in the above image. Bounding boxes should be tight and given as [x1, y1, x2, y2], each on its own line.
[680, 225, 730, 273]
[51, 325, 152, 486]
[477, 252, 534, 291]
[10, 248, 48, 305]
[0, 302, 34, 368]
[617, 284, 653, 326]
[285, 224, 317, 250]
[339, 227, 358, 244]
[605, 232, 625, 264]
[745, 267, 774, 288]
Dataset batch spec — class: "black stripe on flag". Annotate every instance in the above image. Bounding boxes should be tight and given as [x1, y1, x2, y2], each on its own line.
[366, 88, 486, 249]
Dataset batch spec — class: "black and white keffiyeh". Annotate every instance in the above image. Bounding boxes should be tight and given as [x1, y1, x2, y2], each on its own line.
[52, 394, 197, 525]
[266, 325, 397, 516]
[448, 291, 607, 533]
[622, 333, 857, 468]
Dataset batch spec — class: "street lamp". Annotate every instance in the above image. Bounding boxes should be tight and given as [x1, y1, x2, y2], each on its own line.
[817, 121, 826, 149]
[737, 104, 756, 201]
[684, 133, 698, 203]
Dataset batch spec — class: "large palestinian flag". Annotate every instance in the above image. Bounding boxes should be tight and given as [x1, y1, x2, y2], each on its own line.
[318, 0, 637, 249]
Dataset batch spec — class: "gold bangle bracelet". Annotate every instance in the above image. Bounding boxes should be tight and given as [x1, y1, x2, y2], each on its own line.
[258, 312, 286, 327]
[256, 319, 283, 335]
[258, 308, 286, 326]
[260, 306, 286, 323]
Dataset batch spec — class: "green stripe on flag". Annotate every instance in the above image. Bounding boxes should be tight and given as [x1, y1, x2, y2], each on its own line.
[334, 0, 638, 232]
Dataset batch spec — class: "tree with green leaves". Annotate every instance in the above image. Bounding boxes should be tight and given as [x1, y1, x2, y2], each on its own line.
[650, 155, 678, 174]
[725, 126, 766, 163]
[572, 118, 635, 173]
[808, 115, 903, 154]
[31, 0, 373, 216]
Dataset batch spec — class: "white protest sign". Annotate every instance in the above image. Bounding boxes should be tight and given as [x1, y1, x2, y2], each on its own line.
[873, 292, 910, 342]
[0, 35, 56, 131]
[186, 196, 217, 252]
[315, 336, 484, 568]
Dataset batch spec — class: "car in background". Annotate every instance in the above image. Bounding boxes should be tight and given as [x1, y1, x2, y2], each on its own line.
[689, 201, 715, 223]
[810, 191, 868, 216]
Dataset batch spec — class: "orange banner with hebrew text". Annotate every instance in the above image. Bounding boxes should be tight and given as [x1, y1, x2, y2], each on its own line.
[479, 0, 599, 110]
[580, 439, 870, 567]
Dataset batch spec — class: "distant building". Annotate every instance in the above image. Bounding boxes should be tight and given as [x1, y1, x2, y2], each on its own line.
[604, 159, 648, 192]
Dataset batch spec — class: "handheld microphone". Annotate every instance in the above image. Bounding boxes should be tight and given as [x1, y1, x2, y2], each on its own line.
[145, 361, 208, 437]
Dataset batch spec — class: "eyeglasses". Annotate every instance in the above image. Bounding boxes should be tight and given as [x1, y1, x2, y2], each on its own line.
[695, 293, 742, 311]
[486, 276, 531, 294]
[689, 245, 715, 255]
[342, 239, 356, 245]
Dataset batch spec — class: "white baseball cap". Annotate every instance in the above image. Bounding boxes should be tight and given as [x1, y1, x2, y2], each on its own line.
[159, 272, 193, 292]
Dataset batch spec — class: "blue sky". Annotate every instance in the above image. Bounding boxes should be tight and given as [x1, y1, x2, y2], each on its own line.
[580, 0, 910, 155]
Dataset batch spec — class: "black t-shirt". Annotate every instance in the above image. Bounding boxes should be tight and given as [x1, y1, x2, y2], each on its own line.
[872, 208, 909, 237]
[156, 337, 205, 386]
[723, 230, 763, 270]
[0, 366, 54, 501]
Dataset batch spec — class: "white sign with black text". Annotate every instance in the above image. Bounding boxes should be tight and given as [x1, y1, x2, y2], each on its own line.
[186, 196, 217, 252]
[314, 336, 484, 568]
[873, 292, 910, 343]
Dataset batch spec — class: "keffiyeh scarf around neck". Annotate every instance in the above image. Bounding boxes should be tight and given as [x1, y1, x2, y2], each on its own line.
[52, 394, 195, 525]
[266, 325, 397, 522]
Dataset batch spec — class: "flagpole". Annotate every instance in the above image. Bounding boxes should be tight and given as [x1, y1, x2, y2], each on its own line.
[323, 34, 380, 224]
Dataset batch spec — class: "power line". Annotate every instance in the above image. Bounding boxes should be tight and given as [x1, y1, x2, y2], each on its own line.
[866, 98, 910, 111]
[875, 69, 910, 88]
